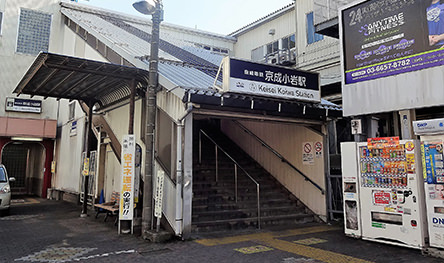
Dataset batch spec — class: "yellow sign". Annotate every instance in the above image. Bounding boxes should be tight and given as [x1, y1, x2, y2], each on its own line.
[51, 161, 56, 174]
[82, 157, 90, 176]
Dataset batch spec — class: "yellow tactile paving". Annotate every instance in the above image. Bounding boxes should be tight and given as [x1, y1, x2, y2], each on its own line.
[196, 225, 373, 263]
[11, 198, 40, 205]
[258, 237, 373, 263]
[196, 225, 339, 246]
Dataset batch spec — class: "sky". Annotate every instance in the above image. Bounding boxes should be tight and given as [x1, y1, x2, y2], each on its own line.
[76, 0, 294, 35]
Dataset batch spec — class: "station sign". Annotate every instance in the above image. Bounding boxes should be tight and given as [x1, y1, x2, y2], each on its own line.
[5, 97, 42, 113]
[222, 57, 320, 103]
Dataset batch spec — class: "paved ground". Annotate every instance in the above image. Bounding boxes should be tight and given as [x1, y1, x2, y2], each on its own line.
[0, 197, 442, 263]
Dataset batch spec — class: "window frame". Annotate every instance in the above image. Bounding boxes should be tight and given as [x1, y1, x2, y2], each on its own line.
[15, 8, 53, 55]
[306, 12, 324, 45]
[0, 12, 3, 36]
[68, 102, 76, 121]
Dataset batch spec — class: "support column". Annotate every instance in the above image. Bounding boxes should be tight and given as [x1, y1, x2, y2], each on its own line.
[81, 101, 94, 217]
[182, 113, 193, 239]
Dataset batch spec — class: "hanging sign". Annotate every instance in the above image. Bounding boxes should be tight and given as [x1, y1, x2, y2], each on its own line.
[222, 57, 320, 103]
[119, 135, 135, 220]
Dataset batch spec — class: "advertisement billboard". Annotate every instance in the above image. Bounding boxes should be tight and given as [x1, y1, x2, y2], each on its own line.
[222, 58, 320, 103]
[341, 0, 444, 84]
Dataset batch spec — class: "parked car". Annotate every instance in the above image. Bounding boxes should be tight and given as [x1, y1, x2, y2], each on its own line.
[0, 164, 15, 216]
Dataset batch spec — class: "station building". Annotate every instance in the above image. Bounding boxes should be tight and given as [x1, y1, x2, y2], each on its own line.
[1, 0, 344, 237]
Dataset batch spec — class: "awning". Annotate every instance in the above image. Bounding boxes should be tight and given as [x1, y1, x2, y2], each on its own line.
[14, 52, 149, 109]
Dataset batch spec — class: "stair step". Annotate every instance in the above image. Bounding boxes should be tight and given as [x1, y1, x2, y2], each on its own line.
[191, 125, 316, 233]
[192, 213, 315, 232]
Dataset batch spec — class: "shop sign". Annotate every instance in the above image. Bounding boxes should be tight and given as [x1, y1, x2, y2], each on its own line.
[5, 97, 42, 113]
[222, 57, 320, 103]
[413, 118, 444, 135]
[120, 135, 135, 220]
[341, 0, 444, 84]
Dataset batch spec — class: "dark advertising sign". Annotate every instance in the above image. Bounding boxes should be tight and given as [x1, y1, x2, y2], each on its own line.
[342, 0, 444, 84]
[226, 58, 320, 102]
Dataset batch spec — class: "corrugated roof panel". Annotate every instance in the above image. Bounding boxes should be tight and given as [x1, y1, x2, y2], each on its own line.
[62, 8, 178, 61]
[156, 61, 218, 89]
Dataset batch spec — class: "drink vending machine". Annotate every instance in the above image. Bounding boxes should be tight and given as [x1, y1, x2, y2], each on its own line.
[341, 137, 428, 249]
[413, 118, 444, 249]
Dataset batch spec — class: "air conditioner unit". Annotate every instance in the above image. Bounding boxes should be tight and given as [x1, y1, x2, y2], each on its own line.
[265, 53, 279, 65]
[278, 49, 296, 66]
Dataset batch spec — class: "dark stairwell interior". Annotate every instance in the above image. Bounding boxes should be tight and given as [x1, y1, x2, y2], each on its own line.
[192, 119, 319, 232]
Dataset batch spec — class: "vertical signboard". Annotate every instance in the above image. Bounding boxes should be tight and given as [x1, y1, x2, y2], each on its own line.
[341, 0, 444, 84]
[120, 135, 135, 221]
[222, 57, 320, 103]
[154, 170, 165, 219]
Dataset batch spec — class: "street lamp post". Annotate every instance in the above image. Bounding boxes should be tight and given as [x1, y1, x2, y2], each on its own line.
[132, 0, 163, 239]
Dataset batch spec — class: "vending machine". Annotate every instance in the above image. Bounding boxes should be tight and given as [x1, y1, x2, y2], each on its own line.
[341, 137, 428, 249]
[413, 118, 444, 249]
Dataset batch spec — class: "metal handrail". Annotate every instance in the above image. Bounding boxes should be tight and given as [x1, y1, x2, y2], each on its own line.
[199, 129, 261, 229]
[233, 120, 325, 195]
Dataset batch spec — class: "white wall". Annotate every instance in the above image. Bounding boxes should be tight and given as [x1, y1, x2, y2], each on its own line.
[0, 0, 62, 119]
[232, 0, 341, 87]
[221, 119, 327, 218]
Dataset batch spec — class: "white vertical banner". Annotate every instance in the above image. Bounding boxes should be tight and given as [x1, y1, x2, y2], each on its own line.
[154, 170, 165, 219]
[120, 135, 135, 220]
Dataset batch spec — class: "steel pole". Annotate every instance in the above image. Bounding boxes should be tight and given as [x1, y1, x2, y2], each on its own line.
[142, 5, 162, 239]
[81, 101, 93, 217]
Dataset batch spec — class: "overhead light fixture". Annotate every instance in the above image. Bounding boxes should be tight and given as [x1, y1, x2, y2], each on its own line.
[11, 137, 43, 142]
[133, 0, 159, 15]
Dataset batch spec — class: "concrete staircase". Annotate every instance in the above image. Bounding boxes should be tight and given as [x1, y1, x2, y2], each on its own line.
[192, 127, 317, 232]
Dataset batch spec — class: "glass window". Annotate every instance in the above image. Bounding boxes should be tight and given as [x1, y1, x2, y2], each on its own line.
[266, 41, 279, 55]
[0, 167, 6, 182]
[289, 34, 296, 49]
[69, 102, 75, 121]
[306, 12, 323, 45]
[251, 46, 264, 61]
[282, 34, 296, 50]
[16, 9, 52, 55]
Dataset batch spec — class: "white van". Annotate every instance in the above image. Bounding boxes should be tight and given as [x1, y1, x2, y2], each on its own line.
[0, 164, 15, 215]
